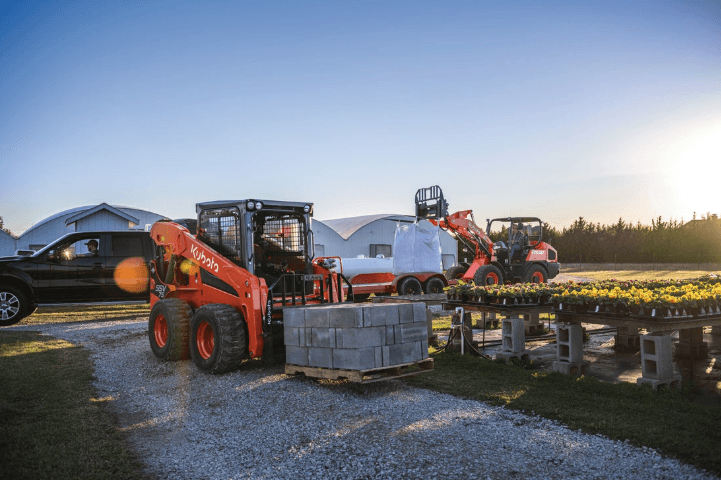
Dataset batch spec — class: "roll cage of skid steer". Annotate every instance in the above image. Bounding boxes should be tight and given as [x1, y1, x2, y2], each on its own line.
[147, 199, 350, 374]
[415, 186, 560, 286]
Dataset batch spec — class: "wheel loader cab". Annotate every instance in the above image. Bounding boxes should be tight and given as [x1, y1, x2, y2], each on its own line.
[196, 200, 315, 292]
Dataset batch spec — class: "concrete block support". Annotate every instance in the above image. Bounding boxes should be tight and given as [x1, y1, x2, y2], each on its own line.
[552, 323, 589, 376]
[495, 317, 530, 363]
[614, 326, 641, 351]
[637, 332, 682, 390]
[523, 313, 543, 336]
[674, 327, 709, 360]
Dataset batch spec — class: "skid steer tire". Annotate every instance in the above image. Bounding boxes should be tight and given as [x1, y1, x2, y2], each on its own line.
[190, 304, 247, 374]
[522, 265, 548, 284]
[473, 265, 504, 286]
[148, 298, 192, 361]
[398, 277, 423, 296]
[444, 265, 467, 281]
[423, 277, 446, 294]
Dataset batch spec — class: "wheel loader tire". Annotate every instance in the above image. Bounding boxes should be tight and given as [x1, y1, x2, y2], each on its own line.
[0, 286, 29, 326]
[444, 265, 467, 281]
[522, 265, 548, 284]
[190, 304, 247, 374]
[148, 298, 192, 361]
[423, 277, 446, 294]
[473, 265, 504, 286]
[397, 277, 423, 296]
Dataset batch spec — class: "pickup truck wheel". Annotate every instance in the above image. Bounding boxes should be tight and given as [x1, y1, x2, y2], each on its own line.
[423, 277, 446, 294]
[148, 299, 192, 361]
[0, 287, 28, 326]
[398, 277, 422, 296]
[444, 265, 467, 281]
[190, 304, 247, 374]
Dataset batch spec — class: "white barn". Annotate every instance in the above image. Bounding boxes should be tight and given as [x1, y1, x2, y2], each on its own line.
[314, 214, 457, 269]
[1, 203, 169, 254]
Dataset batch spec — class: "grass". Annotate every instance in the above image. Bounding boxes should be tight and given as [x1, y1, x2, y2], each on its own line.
[22, 303, 150, 326]
[405, 351, 721, 475]
[562, 264, 720, 282]
[0, 331, 151, 480]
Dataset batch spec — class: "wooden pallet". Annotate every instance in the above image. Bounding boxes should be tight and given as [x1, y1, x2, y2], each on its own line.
[285, 358, 434, 384]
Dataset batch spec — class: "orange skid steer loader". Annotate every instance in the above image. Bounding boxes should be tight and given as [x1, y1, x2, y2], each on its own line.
[147, 199, 348, 374]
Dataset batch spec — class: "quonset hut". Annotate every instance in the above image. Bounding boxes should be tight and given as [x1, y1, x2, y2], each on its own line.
[2, 203, 168, 255]
[314, 214, 457, 269]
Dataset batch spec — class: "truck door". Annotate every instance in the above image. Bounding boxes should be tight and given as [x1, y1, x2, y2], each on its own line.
[104, 234, 150, 299]
[48, 235, 106, 302]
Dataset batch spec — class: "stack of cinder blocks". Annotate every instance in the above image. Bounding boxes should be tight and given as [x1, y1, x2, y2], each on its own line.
[284, 303, 429, 371]
[637, 333, 682, 390]
[552, 323, 590, 376]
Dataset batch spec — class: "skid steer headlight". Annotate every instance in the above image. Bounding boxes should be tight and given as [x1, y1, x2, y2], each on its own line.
[255, 202, 263, 210]
[247, 201, 255, 210]
[304, 204, 311, 213]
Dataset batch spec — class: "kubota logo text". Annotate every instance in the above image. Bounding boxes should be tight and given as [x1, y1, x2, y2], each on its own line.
[190, 245, 219, 273]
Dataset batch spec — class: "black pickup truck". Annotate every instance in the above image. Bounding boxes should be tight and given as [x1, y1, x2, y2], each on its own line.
[0, 230, 156, 326]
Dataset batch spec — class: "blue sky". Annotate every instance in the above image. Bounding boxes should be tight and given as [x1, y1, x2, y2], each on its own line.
[1, 0, 719, 235]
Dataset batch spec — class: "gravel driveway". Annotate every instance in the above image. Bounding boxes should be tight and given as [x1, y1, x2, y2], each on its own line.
[6, 318, 717, 480]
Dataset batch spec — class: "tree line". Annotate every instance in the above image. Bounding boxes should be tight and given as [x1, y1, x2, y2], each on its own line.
[543, 215, 721, 264]
[456, 214, 721, 265]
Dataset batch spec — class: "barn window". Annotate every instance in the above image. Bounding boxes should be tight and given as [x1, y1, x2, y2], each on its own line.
[370, 244, 391, 258]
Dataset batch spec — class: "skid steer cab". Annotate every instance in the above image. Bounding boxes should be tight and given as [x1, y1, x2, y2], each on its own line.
[147, 199, 349, 374]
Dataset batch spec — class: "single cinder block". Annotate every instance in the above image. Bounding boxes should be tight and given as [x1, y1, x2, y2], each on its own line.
[425, 308, 433, 338]
[327, 304, 364, 328]
[336, 326, 385, 349]
[284, 327, 301, 347]
[311, 328, 336, 348]
[305, 307, 330, 328]
[388, 341, 422, 365]
[393, 323, 428, 344]
[640, 333, 676, 380]
[308, 347, 333, 369]
[502, 317, 526, 353]
[363, 304, 400, 327]
[381, 345, 391, 366]
[421, 340, 428, 359]
[283, 307, 306, 328]
[385, 325, 395, 345]
[398, 303, 415, 323]
[285, 346, 308, 366]
[413, 302, 427, 323]
[374, 347, 383, 369]
[556, 323, 584, 363]
[333, 347, 376, 370]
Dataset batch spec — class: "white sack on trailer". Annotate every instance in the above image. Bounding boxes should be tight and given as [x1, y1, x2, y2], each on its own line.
[393, 223, 443, 275]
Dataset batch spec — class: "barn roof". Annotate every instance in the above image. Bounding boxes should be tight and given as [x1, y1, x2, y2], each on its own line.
[319, 214, 414, 240]
[65, 203, 140, 226]
[20, 204, 167, 237]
